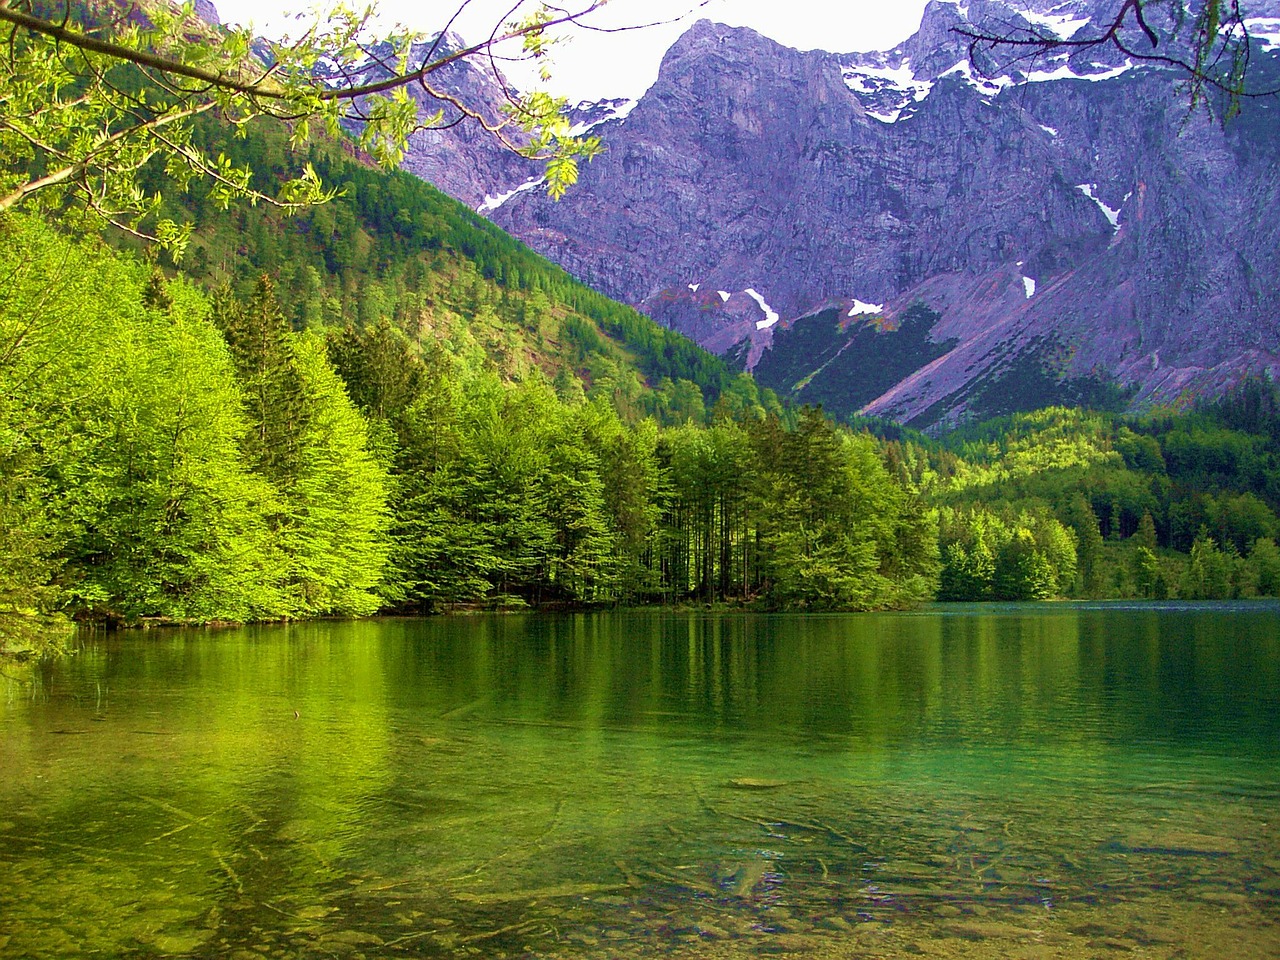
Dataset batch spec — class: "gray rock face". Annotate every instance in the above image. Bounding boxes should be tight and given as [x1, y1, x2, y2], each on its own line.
[351, 37, 541, 209]
[401, 0, 1280, 423]
[193, 0, 220, 26]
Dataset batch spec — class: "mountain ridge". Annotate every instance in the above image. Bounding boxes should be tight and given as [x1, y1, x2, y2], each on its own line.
[397, 0, 1280, 428]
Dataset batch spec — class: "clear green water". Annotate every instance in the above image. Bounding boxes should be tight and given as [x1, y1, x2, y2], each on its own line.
[2, 604, 1279, 959]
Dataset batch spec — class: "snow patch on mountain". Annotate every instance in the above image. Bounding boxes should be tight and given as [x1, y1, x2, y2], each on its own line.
[1076, 182, 1121, 230]
[842, 60, 934, 123]
[569, 98, 637, 137]
[1024, 59, 1134, 83]
[842, 39, 1134, 124]
[1245, 17, 1280, 49]
[744, 288, 780, 329]
[940, 59, 1015, 96]
[848, 299, 884, 317]
[1020, 10, 1091, 39]
[477, 177, 543, 213]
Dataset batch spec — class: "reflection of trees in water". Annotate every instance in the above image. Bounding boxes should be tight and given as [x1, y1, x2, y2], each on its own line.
[2, 612, 1279, 957]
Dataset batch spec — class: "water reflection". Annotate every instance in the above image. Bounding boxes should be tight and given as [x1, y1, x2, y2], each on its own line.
[2, 604, 1279, 959]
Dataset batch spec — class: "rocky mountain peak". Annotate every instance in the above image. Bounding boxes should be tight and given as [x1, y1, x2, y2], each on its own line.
[397, 3, 1280, 427]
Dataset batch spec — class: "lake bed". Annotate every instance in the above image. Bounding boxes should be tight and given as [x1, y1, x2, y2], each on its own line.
[3, 604, 1278, 958]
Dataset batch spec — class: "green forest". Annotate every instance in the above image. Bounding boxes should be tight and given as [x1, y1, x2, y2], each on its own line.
[7, 67, 1280, 658]
[0, 211, 937, 652]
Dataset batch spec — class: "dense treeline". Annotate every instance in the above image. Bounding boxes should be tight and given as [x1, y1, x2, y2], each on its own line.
[339, 322, 939, 612]
[0, 217, 392, 645]
[0, 215, 938, 652]
[910, 397, 1280, 601]
[9, 185, 1280, 655]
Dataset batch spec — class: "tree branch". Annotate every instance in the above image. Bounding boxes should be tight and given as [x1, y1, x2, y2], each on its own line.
[0, 100, 213, 211]
[953, 0, 1280, 104]
[0, 0, 615, 103]
[0, 1, 291, 96]
[0, 161, 82, 211]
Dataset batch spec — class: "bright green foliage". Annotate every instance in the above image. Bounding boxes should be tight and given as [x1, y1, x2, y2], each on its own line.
[0, 214, 283, 627]
[0, 213, 397, 632]
[1249, 538, 1280, 596]
[540, 403, 615, 602]
[993, 530, 1056, 601]
[1181, 529, 1236, 600]
[464, 380, 559, 602]
[213, 279, 391, 616]
[592, 414, 664, 602]
[0, 393, 68, 652]
[1134, 511, 1158, 552]
[377, 349, 494, 609]
[214, 276, 309, 485]
[276, 335, 391, 616]
[923, 385, 1280, 601]
[1061, 494, 1106, 598]
[154, 114, 740, 420]
[642, 410, 938, 611]
[0, 0, 602, 246]
[321, 319, 939, 612]
[327, 320, 423, 424]
[937, 507, 1077, 601]
[750, 409, 934, 610]
[62, 282, 283, 621]
[1131, 546, 1167, 599]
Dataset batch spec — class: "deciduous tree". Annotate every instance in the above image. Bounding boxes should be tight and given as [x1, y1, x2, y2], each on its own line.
[0, 0, 615, 248]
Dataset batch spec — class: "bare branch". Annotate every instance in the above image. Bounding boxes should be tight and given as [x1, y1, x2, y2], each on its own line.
[953, 0, 1280, 106]
[0, 0, 619, 103]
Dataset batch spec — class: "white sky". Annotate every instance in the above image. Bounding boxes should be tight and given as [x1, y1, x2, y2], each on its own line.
[211, 0, 932, 102]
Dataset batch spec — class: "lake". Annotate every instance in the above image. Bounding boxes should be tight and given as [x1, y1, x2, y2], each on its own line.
[2, 604, 1279, 959]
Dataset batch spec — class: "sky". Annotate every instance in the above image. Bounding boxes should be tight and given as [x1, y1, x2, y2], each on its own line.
[211, 0, 934, 103]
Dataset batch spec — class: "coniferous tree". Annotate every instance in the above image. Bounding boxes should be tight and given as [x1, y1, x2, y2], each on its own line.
[1063, 494, 1106, 597]
[327, 320, 423, 424]
[214, 275, 309, 486]
[542, 403, 614, 602]
[593, 413, 664, 602]
[1134, 510, 1159, 551]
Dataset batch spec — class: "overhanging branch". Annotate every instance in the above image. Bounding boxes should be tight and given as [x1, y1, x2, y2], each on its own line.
[0, 0, 614, 103]
[953, 0, 1280, 103]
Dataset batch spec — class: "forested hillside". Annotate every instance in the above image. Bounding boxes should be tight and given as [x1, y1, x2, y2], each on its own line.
[8, 183, 1280, 658]
[0, 211, 943, 654]
[6, 26, 1280, 659]
[893, 389, 1280, 602]
[129, 115, 749, 424]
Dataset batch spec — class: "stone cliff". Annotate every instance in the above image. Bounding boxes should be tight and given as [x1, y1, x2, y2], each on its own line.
[400, 0, 1280, 426]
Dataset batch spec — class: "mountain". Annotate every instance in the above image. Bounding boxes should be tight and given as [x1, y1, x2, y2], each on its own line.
[333, 34, 541, 211]
[399, 0, 1280, 429]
